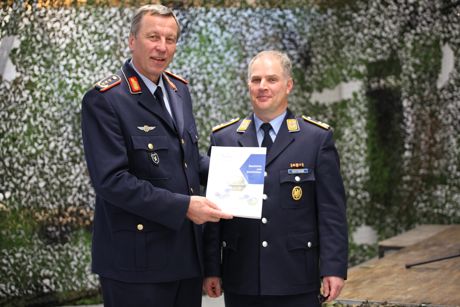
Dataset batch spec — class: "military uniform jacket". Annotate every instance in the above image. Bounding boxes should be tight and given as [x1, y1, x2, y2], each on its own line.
[204, 110, 348, 296]
[81, 60, 208, 283]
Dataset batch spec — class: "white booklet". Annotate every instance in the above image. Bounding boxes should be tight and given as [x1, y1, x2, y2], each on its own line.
[206, 146, 266, 219]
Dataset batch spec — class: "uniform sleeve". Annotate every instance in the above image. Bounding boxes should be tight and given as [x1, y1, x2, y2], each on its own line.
[315, 130, 348, 279]
[81, 90, 190, 231]
[203, 132, 222, 277]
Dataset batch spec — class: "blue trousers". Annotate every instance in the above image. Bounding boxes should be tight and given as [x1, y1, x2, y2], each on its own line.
[100, 276, 202, 307]
[224, 291, 321, 307]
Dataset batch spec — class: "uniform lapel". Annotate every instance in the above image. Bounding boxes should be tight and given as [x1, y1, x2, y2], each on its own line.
[237, 115, 259, 148]
[163, 75, 184, 136]
[265, 111, 296, 167]
[120, 61, 176, 132]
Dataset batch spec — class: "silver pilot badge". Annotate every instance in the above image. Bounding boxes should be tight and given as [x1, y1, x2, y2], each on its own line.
[150, 152, 160, 165]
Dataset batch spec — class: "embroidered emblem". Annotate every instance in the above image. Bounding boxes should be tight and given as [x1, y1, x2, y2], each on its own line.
[128, 76, 142, 93]
[137, 125, 156, 132]
[237, 119, 252, 133]
[286, 119, 300, 132]
[150, 152, 160, 165]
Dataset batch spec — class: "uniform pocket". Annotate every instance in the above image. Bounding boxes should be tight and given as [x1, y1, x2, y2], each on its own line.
[286, 232, 319, 284]
[279, 169, 315, 209]
[130, 135, 170, 179]
[112, 214, 171, 271]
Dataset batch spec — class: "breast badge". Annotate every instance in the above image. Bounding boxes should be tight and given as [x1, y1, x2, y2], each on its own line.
[150, 152, 160, 166]
[292, 186, 302, 201]
[137, 125, 156, 132]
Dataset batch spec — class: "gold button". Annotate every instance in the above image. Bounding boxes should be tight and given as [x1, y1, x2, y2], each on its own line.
[148, 143, 154, 150]
[137, 224, 144, 231]
[181, 138, 185, 144]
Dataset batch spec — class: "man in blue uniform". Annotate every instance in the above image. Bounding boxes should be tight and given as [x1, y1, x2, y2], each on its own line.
[203, 50, 348, 307]
[81, 5, 232, 307]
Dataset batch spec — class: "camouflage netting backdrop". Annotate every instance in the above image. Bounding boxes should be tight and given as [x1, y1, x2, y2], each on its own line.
[1, 0, 459, 301]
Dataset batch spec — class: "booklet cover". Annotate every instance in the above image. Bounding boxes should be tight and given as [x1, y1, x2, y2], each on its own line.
[206, 146, 266, 219]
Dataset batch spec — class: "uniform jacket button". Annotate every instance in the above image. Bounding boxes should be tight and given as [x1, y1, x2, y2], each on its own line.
[137, 224, 144, 231]
[261, 217, 268, 224]
[307, 241, 312, 248]
[262, 241, 268, 247]
[222, 241, 227, 248]
[262, 194, 267, 200]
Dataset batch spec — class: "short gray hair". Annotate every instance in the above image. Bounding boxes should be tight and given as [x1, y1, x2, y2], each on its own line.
[130, 4, 181, 40]
[247, 50, 292, 80]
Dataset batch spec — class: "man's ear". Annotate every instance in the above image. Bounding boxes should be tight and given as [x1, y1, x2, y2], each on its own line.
[128, 34, 135, 51]
[286, 78, 294, 94]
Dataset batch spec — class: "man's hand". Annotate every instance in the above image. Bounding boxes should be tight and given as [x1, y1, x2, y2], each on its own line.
[203, 277, 222, 297]
[186, 196, 233, 224]
[322, 276, 344, 302]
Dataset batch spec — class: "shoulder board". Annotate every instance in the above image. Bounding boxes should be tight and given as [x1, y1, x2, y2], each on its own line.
[212, 118, 240, 133]
[302, 115, 331, 130]
[94, 74, 121, 92]
[164, 70, 188, 84]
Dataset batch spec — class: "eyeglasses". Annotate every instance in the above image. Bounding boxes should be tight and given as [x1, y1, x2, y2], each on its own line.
[318, 294, 329, 304]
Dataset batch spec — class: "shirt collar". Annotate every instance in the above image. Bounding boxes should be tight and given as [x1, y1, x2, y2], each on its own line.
[253, 111, 287, 136]
[129, 60, 166, 96]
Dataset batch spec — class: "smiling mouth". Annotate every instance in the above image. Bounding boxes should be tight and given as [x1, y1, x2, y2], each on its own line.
[257, 95, 271, 100]
[151, 57, 166, 62]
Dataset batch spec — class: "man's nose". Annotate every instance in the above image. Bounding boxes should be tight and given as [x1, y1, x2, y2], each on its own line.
[155, 38, 167, 52]
[259, 79, 268, 89]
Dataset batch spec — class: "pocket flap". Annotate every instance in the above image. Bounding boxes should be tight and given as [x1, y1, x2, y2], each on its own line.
[287, 233, 318, 251]
[131, 135, 169, 151]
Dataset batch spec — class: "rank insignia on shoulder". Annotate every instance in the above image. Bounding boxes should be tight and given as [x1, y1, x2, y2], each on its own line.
[212, 118, 240, 133]
[302, 115, 331, 130]
[286, 119, 300, 132]
[164, 70, 188, 84]
[94, 74, 121, 92]
[236, 119, 252, 133]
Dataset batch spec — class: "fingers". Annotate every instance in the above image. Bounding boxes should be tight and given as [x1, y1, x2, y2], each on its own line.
[322, 276, 344, 302]
[188, 196, 233, 224]
[203, 277, 222, 298]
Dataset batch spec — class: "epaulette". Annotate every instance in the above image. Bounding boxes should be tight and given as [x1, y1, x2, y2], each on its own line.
[302, 115, 331, 130]
[164, 70, 188, 84]
[212, 118, 240, 133]
[94, 74, 121, 92]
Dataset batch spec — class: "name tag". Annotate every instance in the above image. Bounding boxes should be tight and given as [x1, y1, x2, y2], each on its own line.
[288, 168, 310, 174]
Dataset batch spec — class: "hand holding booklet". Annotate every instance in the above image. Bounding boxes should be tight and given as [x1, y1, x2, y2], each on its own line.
[206, 146, 266, 219]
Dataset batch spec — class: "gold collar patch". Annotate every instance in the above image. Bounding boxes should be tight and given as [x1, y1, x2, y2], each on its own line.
[237, 119, 252, 133]
[287, 119, 300, 132]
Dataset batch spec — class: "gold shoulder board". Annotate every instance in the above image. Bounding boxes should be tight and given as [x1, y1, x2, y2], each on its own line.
[302, 115, 331, 130]
[94, 74, 121, 92]
[212, 118, 240, 133]
[164, 70, 188, 84]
